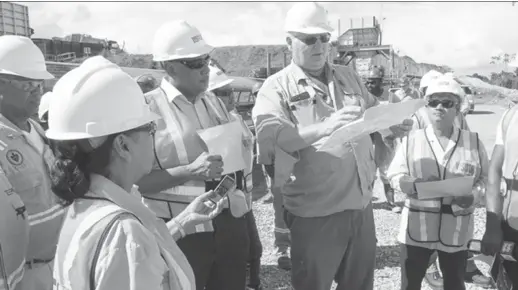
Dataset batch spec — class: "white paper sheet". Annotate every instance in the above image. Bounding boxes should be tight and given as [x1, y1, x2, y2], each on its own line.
[415, 176, 475, 200]
[468, 254, 494, 266]
[198, 121, 246, 175]
[319, 99, 426, 151]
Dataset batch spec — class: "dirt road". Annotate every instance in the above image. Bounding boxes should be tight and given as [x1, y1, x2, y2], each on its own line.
[465, 104, 507, 155]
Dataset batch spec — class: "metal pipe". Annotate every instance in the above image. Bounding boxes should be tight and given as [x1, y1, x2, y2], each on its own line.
[266, 52, 271, 77]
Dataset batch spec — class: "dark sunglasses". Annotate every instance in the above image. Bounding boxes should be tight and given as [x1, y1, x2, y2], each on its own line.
[294, 33, 331, 45]
[427, 99, 456, 109]
[177, 55, 211, 70]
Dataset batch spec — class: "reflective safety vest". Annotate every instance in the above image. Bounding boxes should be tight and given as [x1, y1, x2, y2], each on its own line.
[401, 128, 481, 249]
[53, 199, 194, 290]
[0, 116, 64, 266]
[412, 107, 469, 130]
[0, 170, 28, 290]
[500, 105, 518, 230]
[142, 85, 251, 234]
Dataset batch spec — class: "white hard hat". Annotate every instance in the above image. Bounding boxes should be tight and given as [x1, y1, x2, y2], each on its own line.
[152, 20, 214, 62]
[424, 76, 465, 99]
[419, 70, 443, 89]
[0, 35, 54, 80]
[284, 2, 334, 35]
[46, 56, 160, 140]
[207, 65, 234, 92]
[38, 91, 52, 120]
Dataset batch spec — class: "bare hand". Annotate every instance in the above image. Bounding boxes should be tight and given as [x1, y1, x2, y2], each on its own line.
[324, 106, 362, 135]
[452, 195, 475, 208]
[176, 190, 226, 227]
[189, 152, 224, 180]
[389, 119, 414, 138]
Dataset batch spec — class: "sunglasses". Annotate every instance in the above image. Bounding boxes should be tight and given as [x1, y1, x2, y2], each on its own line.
[177, 55, 211, 70]
[0, 77, 43, 93]
[427, 99, 456, 109]
[293, 33, 331, 45]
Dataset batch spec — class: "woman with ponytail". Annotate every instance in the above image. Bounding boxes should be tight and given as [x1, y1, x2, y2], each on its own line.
[49, 56, 225, 290]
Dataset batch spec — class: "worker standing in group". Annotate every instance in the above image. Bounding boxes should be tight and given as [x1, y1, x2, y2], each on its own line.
[252, 3, 413, 289]
[207, 64, 264, 290]
[481, 101, 518, 288]
[0, 35, 64, 290]
[365, 65, 401, 213]
[137, 20, 251, 290]
[387, 76, 489, 290]
[49, 55, 226, 290]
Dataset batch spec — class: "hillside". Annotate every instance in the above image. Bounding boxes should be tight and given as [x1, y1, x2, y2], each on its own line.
[100, 45, 450, 78]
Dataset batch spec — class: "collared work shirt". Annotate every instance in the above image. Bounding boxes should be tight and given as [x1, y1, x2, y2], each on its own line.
[252, 62, 379, 217]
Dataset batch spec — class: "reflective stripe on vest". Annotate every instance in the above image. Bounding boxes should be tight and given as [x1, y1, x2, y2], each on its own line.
[0, 116, 64, 262]
[142, 88, 213, 233]
[501, 105, 518, 230]
[405, 129, 480, 247]
[54, 200, 193, 290]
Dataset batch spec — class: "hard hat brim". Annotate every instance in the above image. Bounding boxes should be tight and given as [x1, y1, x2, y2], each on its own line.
[46, 111, 161, 141]
[286, 25, 334, 35]
[153, 44, 215, 62]
[0, 68, 54, 80]
[208, 78, 234, 92]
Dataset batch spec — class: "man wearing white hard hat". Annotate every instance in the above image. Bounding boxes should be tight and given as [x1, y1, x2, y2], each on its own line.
[0, 35, 64, 290]
[48, 55, 226, 290]
[137, 20, 253, 290]
[388, 76, 489, 290]
[252, 3, 413, 289]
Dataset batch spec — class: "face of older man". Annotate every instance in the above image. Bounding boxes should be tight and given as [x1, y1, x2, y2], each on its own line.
[287, 32, 331, 72]
[426, 93, 460, 127]
[165, 54, 211, 98]
[0, 75, 44, 119]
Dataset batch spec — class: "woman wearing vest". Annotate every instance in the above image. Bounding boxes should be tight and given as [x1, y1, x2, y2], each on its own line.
[387, 75, 489, 290]
[482, 104, 518, 288]
[49, 56, 225, 290]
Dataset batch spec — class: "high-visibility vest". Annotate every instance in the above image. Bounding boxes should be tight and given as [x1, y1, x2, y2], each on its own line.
[402, 128, 481, 248]
[53, 198, 194, 290]
[500, 105, 518, 230]
[412, 107, 469, 130]
[0, 170, 28, 290]
[0, 116, 64, 265]
[141, 86, 251, 234]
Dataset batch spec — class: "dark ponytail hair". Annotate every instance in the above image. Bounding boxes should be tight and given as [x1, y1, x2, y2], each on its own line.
[50, 135, 117, 206]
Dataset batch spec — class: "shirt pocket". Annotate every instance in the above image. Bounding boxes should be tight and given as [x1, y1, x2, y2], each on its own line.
[8, 168, 43, 207]
[288, 98, 318, 128]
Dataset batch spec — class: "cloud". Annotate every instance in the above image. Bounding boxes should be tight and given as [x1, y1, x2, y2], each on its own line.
[22, 1, 518, 74]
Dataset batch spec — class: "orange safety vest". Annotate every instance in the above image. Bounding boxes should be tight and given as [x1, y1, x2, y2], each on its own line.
[500, 105, 518, 230]
[0, 171, 28, 290]
[401, 128, 481, 249]
[0, 116, 64, 267]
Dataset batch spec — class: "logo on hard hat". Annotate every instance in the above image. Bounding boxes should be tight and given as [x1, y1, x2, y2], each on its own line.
[191, 34, 203, 43]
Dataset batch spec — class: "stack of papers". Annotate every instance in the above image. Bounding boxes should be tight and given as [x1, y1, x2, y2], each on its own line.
[319, 99, 426, 151]
[415, 176, 475, 199]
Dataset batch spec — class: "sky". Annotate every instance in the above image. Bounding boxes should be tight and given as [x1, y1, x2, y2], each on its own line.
[21, 1, 518, 76]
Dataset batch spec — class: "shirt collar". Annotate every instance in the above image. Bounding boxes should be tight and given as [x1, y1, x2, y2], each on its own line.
[424, 124, 460, 157]
[160, 77, 184, 103]
[88, 174, 158, 227]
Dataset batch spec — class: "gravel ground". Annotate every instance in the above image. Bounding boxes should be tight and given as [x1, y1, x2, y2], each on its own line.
[251, 168, 491, 290]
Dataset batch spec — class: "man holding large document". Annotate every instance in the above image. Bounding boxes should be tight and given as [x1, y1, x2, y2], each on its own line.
[387, 76, 489, 290]
[252, 3, 412, 290]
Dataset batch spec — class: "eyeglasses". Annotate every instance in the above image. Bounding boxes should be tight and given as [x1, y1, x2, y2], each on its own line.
[427, 99, 456, 109]
[293, 33, 331, 45]
[131, 122, 157, 136]
[0, 77, 43, 93]
[177, 55, 211, 70]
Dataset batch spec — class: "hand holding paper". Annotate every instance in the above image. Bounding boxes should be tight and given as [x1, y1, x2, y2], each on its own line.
[415, 176, 475, 200]
[323, 106, 362, 136]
